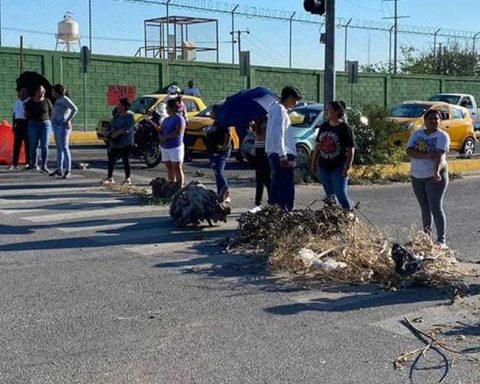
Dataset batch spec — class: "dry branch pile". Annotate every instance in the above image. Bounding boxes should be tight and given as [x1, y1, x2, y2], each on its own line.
[230, 205, 475, 288]
[150, 177, 179, 200]
[170, 181, 231, 227]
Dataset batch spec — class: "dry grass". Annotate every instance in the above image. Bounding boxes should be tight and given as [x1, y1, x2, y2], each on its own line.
[230, 205, 477, 289]
[102, 183, 170, 205]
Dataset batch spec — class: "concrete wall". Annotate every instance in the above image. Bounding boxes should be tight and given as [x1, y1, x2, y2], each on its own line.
[3, 46, 480, 130]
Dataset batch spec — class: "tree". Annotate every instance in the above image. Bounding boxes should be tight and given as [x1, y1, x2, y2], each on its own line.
[361, 42, 480, 76]
[403, 42, 479, 76]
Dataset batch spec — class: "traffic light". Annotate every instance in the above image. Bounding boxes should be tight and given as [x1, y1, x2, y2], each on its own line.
[303, 0, 326, 15]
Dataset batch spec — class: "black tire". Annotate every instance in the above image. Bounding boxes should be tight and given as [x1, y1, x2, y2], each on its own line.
[460, 137, 476, 155]
[144, 142, 162, 168]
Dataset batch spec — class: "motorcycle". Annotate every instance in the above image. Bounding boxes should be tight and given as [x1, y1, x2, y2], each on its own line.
[130, 115, 162, 168]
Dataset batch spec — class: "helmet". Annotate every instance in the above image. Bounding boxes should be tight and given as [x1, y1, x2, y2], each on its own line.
[167, 85, 181, 95]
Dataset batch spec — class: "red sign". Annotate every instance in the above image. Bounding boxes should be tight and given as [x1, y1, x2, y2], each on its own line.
[107, 85, 136, 106]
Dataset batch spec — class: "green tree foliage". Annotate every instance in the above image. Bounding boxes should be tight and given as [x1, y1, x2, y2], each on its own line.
[403, 42, 479, 76]
[361, 42, 480, 76]
[347, 105, 403, 165]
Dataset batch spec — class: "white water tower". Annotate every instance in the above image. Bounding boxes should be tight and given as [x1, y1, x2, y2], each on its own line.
[55, 12, 81, 52]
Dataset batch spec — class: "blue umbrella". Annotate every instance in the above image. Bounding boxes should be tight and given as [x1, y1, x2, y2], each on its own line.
[216, 87, 278, 139]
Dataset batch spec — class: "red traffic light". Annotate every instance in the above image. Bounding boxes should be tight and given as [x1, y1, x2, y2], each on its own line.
[303, 0, 326, 15]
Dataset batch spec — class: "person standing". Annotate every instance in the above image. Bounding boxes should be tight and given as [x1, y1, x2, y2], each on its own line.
[184, 80, 201, 97]
[265, 85, 302, 211]
[102, 98, 135, 185]
[24, 85, 52, 172]
[406, 109, 450, 250]
[206, 104, 233, 203]
[159, 98, 186, 187]
[249, 116, 270, 213]
[310, 101, 355, 211]
[49, 84, 78, 179]
[9, 88, 30, 170]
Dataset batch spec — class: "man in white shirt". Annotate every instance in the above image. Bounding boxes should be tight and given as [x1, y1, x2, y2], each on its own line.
[9, 88, 30, 169]
[265, 85, 302, 211]
[184, 80, 201, 98]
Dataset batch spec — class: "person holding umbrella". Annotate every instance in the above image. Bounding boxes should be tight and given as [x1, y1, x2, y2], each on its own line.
[265, 85, 302, 211]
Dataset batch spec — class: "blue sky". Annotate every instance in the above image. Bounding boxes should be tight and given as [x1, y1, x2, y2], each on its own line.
[2, 0, 479, 70]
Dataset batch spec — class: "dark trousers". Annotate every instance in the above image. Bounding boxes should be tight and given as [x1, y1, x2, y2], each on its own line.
[12, 119, 29, 166]
[107, 146, 131, 179]
[268, 153, 295, 211]
[254, 147, 270, 206]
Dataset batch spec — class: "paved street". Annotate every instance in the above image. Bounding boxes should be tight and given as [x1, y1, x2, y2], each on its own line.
[1, 148, 479, 384]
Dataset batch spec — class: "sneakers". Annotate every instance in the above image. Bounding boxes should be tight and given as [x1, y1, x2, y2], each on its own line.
[24, 164, 39, 171]
[122, 178, 132, 185]
[49, 170, 62, 177]
[101, 177, 115, 185]
[436, 242, 449, 251]
[7, 165, 19, 170]
[40, 166, 50, 173]
[248, 205, 262, 214]
[63, 171, 71, 179]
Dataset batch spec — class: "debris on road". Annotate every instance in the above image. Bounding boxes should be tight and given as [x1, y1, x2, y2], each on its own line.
[150, 177, 179, 200]
[395, 316, 480, 382]
[170, 181, 231, 227]
[229, 205, 478, 289]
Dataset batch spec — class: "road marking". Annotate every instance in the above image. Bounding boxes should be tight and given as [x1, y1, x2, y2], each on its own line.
[0, 186, 101, 196]
[23, 205, 168, 223]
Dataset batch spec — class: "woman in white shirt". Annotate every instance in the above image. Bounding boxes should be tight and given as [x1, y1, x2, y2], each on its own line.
[406, 109, 450, 249]
[49, 84, 78, 178]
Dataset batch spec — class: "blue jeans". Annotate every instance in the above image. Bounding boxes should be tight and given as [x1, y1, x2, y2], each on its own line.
[53, 121, 72, 172]
[28, 120, 51, 168]
[268, 153, 295, 211]
[209, 149, 230, 195]
[318, 164, 353, 210]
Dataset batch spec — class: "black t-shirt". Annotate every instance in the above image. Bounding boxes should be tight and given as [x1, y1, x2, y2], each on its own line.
[315, 121, 355, 168]
[206, 122, 231, 155]
[24, 99, 52, 122]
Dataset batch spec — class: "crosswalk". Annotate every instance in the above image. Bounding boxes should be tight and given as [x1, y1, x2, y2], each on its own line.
[0, 170, 240, 259]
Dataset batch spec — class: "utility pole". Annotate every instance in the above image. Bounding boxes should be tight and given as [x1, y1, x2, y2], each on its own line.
[230, 29, 249, 65]
[88, 0, 92, 51]
[230, 5, 239, 64]
[344, 18, 352, 71]
[383, 0, 409, 74]
[324, 0, 335, 105]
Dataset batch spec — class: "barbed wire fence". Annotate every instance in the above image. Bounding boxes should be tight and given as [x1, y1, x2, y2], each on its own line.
[1, 0, 479, 71]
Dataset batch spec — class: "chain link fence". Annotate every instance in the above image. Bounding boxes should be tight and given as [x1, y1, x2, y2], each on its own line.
[1, 0, 478, 70]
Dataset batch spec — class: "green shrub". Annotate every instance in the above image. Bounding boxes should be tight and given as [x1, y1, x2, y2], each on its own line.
[347, 105, 404, 166]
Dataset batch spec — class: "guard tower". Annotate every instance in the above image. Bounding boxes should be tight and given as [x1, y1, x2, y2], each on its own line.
[136, 16, 219, 62]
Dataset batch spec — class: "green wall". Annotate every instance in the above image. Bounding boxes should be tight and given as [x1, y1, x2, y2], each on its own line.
[3, 46, 480, 130]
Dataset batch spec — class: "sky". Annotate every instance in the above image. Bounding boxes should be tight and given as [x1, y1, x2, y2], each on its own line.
[2, 0, 480, 70]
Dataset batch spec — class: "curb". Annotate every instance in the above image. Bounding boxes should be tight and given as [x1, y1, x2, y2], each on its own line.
[352, 159, 480, 178]
[49, 131, 103, 146]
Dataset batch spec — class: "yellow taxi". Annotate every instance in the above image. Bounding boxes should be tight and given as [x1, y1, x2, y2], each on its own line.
[389, 101, 476, 155]
[95, 94, 206, 142]
[184, 105, 240, 154]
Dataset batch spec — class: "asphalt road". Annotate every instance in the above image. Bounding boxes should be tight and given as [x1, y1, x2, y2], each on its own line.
[0, 147, 479, 384]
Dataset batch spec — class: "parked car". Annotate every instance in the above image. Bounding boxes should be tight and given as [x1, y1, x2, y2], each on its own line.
[389, 101, 476, 155]
[429, 93, 480, 130]
[95, 94, 206, 142]
[183, 105, 240, 155]
[240, 103, 368, 163]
